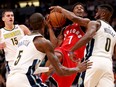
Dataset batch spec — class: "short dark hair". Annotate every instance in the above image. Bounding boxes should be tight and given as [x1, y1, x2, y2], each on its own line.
[71, 2, 85, 11]
[2, 9, 13, 17]
[29, 13, 45, 30]
[98, 4, 114, 15]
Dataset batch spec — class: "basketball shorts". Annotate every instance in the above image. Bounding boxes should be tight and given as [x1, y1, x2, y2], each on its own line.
[77, 56, 114, 87]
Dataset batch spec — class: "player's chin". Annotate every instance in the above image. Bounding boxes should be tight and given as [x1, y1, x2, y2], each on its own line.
[75, 13, 83, 17]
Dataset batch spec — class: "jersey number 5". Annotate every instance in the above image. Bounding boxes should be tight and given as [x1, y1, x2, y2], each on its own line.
[14, 50, 23, 65]
[105, 38, 111, 52]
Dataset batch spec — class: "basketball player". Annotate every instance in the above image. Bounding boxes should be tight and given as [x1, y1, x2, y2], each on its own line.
[41, 3, 86, 87]
[49, 4, 115, 87]
[0, 9, 31, 72]
[6, 13, 92, 87]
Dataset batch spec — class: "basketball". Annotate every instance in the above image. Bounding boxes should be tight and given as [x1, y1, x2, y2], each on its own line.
[49, 12, 66, 28]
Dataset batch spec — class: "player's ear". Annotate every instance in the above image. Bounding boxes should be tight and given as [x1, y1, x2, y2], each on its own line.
[101, 11, 105, 17]
[101, 9, 107, 17]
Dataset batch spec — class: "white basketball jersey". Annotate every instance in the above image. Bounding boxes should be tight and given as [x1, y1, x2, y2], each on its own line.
[10, 34, 46, 74]
[85, 20, 116, 60]
[0, 25, 25, 64]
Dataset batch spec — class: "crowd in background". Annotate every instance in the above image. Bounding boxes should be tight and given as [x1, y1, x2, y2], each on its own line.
[0, 0, 115, 29]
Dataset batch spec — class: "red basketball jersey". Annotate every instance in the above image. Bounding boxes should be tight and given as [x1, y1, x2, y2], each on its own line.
[61, 23, 85, 59]
[51, 23, 86, 87]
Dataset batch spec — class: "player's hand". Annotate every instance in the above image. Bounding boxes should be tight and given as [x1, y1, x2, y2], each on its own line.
[76, 60, 92, 73]
[49, 6, 63, 13]
[0, 42, 6, 49]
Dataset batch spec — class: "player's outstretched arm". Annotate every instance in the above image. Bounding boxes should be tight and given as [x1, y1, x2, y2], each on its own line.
[49, 6, 90, 27]
[45, 17, 59, 48]
[46, 15, 64, 48]
[40, 38, 92, 76]
[69, 21, 99, 59]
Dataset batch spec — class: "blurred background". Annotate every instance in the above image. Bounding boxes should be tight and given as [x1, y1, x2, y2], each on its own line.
[0, 0, 116, 75]
[0, 0, 116, 86]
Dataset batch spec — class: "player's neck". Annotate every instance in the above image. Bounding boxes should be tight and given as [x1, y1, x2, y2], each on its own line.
[31, 28, 44, 36]
[100, 17, 110, 24]
[4, 24, 14, 30]
[31, 30, 43, 35]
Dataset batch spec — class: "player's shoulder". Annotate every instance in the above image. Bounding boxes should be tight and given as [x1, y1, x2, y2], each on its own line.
[88, 20, 101, 26]
[19, 24, 31, 35]
[40, 38, 53, 50]
[19, 24, 27, 29]
[35, 36, 51, 46]
[34, 36, 53, 52]
[89, 20, 99, 23]
[42, 38, 52, 46]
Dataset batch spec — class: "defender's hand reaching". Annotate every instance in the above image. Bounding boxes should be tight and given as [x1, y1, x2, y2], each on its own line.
[76, 60, 92, 73]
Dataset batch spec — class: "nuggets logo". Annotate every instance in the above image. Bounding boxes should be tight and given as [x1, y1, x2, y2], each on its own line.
[3, 30, 21, 39]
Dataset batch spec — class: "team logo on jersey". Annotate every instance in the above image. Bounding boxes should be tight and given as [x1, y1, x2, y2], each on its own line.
[64, 29, 82, 39]
[3, 30, 21, 39]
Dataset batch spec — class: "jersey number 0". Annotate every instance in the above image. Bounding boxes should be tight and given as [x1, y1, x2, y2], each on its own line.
[105, 38, 111, 52]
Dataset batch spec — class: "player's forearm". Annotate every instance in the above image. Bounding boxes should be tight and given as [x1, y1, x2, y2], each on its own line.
[48, 28, 58, 48]
[49, 6, 89, 27]
[49, 56, 77, 76]
[61, 8, 75, 21]
[60, 66, 79, 76]
[60, 7, 89, 27]
[71, 21, 97, 52]
[71, 35, 91, 52]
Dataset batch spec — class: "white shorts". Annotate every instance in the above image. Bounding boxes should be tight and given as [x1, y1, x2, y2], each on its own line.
[78, 56, 114, 87]
[6, 73, 47, 87]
